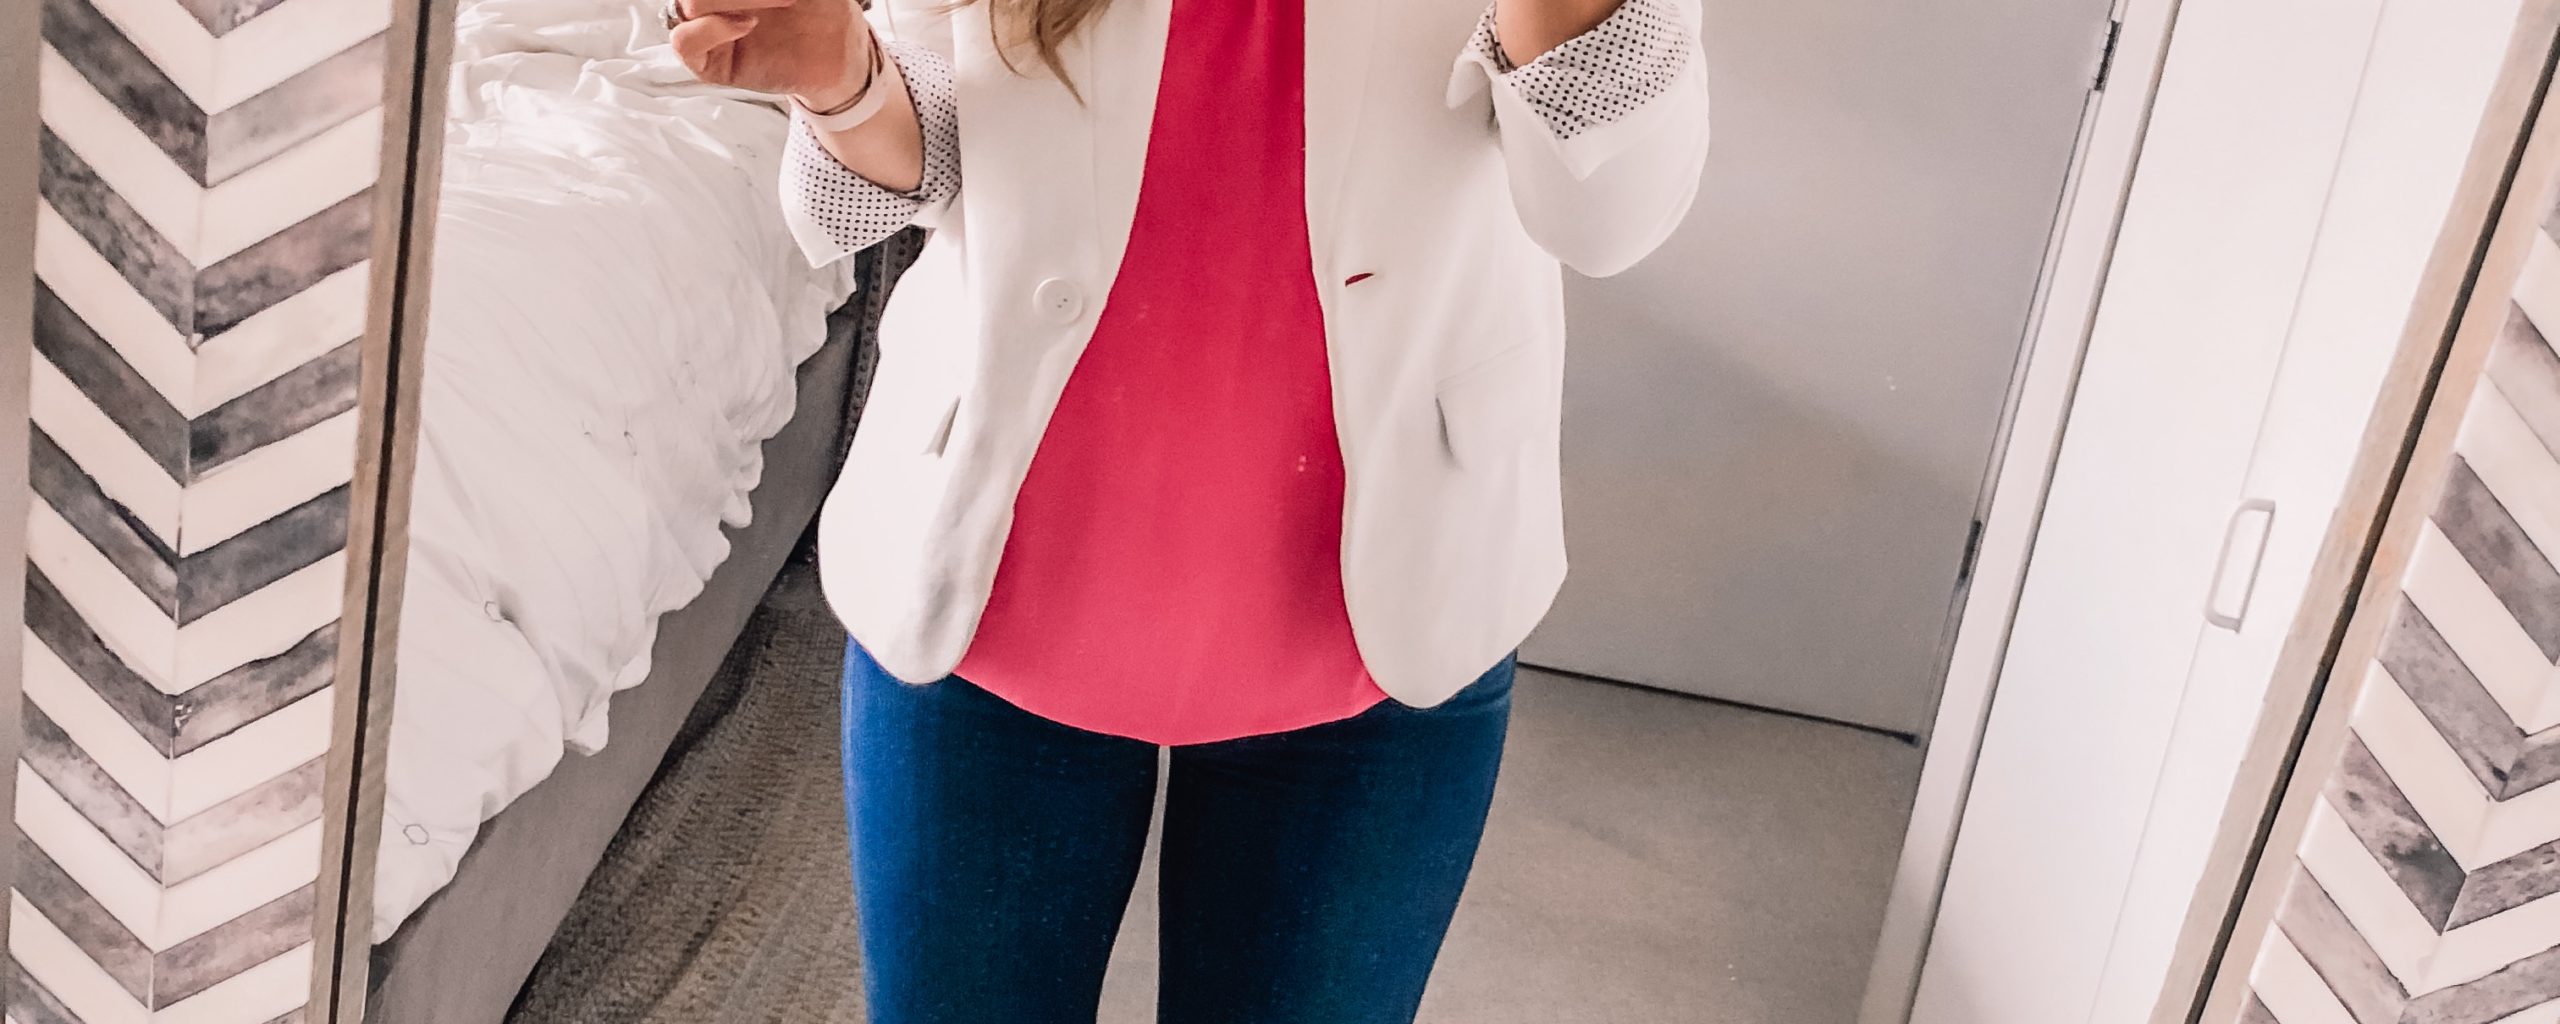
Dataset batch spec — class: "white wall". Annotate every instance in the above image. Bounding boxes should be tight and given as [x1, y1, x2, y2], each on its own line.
[1526, 0, 2117, 732]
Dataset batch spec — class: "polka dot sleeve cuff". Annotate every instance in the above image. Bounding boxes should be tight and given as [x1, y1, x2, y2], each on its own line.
[780, 39, 961, 265]
[1467, 0, 1694, 142]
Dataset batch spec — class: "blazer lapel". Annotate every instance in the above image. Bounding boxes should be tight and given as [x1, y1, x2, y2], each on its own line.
[1302, 0, 1381, 280]
[946, 0, 1170, 290]
[1084, 0, 1177, 278]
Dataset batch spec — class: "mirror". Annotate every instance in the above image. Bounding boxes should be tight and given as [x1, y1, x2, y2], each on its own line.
[8, 0, 2553, 1021]
[361, 0, 2110, 1020]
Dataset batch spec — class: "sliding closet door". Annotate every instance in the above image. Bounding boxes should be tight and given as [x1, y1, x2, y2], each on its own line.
[1910, 0, 2528, 1019]
[2084, 0, 2531, 1013]
[2202, 9, 2560, 1016]
[1910, 0, 2375, 1008]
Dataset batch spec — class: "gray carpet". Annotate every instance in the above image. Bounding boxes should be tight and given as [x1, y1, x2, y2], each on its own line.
[512, 560, 1923, 1024]
[509, 556, 864, 1024]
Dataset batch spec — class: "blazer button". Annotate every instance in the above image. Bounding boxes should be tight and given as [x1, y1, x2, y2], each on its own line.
[1033, 278, 1085, 323]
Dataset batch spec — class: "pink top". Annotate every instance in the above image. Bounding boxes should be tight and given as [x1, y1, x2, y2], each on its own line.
[953, 0, 1387, 744]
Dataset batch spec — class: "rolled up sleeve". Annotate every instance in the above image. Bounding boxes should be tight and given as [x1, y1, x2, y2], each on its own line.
[780, 39, 962, 267]
[1448, 0, 1710, 277]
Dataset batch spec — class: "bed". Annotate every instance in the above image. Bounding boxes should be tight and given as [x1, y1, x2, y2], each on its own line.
[356, 1, 914, 1018]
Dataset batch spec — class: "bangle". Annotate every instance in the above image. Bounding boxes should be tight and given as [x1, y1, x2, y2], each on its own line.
[796, 30, 892, 132]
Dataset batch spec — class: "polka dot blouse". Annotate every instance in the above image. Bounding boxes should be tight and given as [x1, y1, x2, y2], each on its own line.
[783, 0, 1694, 255]
[782, 39, 961, 256]
[1468, 0, 1691, 140]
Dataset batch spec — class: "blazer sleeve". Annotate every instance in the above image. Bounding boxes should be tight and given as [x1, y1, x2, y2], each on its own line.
[779, 1, 963, 268]
[1446, 0, 1710, 278]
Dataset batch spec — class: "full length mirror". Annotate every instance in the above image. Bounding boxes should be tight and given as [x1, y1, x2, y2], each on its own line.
[10, 0, 2560, 1021]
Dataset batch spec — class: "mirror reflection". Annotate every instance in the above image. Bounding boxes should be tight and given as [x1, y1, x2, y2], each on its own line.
[355, 0, 2119, 1017]
[21, 0, 2560, 1020]
[367, 0, 2102, 1020]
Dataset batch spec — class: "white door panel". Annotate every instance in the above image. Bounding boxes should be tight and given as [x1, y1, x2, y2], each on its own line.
[2087, 1, 2523, 1015]
[1912, 0, 2391, 1019]
[1913, 0, 2527, 1020]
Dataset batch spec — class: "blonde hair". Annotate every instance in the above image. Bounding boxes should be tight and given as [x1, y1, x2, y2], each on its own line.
[960, 0, 1108, 95]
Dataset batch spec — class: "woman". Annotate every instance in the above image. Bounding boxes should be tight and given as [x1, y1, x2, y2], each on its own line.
[671, 0, 1706, 1018]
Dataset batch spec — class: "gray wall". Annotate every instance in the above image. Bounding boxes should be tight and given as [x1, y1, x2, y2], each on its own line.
[1525, 0, 2117, 733]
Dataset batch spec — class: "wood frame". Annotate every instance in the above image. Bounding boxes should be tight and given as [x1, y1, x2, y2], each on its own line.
[267, 0, 2557, 1019]
[0, 0, 44, 974]
[311, 0, 461, 1017]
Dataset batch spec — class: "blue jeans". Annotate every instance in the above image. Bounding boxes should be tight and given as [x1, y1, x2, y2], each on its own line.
[841, 645, 1515, 1024]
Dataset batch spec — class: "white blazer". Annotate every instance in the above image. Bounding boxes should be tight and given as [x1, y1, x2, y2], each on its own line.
[810, 0, 1710, 708]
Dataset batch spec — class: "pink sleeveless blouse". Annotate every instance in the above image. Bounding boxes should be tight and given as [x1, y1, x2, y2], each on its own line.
[952, 0, 1388, 744]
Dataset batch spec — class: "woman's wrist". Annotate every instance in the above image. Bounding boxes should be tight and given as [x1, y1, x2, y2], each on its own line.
[794, 21, 878, 114]
[1493, 0, 1626, 64]
[797, 72, 871, 118]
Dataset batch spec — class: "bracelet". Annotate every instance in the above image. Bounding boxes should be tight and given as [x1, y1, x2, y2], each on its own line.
[796, 29, 893, 133]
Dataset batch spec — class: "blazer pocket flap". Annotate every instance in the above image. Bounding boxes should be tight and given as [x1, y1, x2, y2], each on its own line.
[922, 394, 960, 456]
[1436, 347, 1539, 469]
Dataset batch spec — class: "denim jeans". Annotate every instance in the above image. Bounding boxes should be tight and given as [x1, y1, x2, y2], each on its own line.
[841, 644, 1515, 1024]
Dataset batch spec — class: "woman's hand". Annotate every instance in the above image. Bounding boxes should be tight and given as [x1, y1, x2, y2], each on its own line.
[671, 0, 873, 110]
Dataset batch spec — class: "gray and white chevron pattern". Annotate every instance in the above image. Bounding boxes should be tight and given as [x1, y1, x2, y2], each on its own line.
[8, 0, 393, 1021]
[2233, 208, 2560, 1023]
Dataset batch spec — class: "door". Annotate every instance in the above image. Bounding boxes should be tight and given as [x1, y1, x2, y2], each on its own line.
[2083, 1, 2526, 1013]
[1910, 0, 2526, 1019]
[1521, 0, 2120, 733]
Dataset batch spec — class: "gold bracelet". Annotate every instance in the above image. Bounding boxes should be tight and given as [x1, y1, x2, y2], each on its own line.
[802, 28, 886, 120]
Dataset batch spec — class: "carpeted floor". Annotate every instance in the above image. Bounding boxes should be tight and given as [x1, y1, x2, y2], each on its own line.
[508, 557, 865, 1024]
[510, 560, 1922, 1024]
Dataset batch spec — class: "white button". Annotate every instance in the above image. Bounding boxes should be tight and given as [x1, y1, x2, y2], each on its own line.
[483, 600, 505, 621]
[1033, 277, 1085, 323]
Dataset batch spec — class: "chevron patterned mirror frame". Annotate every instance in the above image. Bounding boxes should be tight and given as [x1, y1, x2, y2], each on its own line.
[0, 0, 456, 1018]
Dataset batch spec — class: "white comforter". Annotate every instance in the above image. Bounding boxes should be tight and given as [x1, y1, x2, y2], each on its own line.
[376, 0, 856, 940]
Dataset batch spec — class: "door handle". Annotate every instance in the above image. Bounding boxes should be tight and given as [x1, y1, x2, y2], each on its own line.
[2204, 498, 2278, 631]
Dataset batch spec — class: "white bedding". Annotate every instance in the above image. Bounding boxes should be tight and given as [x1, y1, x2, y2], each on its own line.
[375, 0, 856, 941]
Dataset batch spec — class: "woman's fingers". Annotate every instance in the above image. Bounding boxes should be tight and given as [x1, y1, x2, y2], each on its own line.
[671, 12, 758, 78]
[681, 0, 795, 16]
